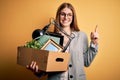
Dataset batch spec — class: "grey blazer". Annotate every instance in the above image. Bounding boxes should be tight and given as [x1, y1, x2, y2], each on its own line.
[37, 31, 98, 80]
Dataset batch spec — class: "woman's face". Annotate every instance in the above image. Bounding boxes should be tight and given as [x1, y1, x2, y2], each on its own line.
[59, 7, 73, 28]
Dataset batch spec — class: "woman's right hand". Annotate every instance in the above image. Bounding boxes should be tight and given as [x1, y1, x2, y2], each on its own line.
[26, 61, 40, 73]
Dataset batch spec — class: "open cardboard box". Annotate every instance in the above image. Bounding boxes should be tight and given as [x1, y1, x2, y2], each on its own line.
[17, 46, 70, 72]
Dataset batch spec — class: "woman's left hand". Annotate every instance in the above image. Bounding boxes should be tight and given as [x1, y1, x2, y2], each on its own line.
[90, 25, 99, 45]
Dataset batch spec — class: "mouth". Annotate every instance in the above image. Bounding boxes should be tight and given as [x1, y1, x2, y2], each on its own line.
[62, 20, 70, 23]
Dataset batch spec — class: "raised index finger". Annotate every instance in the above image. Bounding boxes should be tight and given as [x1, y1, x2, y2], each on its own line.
[95, 25, 98, 32]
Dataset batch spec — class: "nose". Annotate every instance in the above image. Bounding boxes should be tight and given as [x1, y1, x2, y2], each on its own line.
[64, 15, 68, 19]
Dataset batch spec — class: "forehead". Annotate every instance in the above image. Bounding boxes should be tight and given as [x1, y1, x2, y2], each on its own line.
[60, 7, 72, 13]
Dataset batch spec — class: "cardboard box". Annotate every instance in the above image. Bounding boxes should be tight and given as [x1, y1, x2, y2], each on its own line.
[17, 46, 70, 72]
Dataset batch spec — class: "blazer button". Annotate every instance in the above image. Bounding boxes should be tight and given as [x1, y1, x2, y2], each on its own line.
[69, 64, 72, 67]
[70, 75, 73, 78]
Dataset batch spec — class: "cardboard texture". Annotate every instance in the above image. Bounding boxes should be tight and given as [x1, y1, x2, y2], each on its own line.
[17, 46, 70, 72]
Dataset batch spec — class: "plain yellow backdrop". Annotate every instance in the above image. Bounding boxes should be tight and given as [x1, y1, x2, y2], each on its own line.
[0, 0, 120, 80]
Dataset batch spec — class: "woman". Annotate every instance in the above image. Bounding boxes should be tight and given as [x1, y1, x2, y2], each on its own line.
[27, 2, 99, 80]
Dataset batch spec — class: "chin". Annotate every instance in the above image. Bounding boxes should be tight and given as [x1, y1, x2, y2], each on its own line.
[62, 23, 70, 27]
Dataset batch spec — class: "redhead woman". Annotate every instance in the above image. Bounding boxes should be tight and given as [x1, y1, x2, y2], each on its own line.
[27, 2, 99, 80]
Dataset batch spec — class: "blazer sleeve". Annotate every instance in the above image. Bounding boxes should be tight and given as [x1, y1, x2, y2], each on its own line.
[83, 33, 98, 67]
[34, 71, 47, 78]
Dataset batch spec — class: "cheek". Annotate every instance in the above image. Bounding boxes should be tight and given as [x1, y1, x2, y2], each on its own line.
[70, 19, 73, 23]
[59, 17, 62, 22]
[70, 17, 73, 22]
[59, 17, 64, 24]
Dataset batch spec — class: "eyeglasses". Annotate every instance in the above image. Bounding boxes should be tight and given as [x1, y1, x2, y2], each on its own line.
[60, 12, 73, 17]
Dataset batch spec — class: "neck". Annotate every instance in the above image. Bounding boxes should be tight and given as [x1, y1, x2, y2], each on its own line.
[63, 26, 72, 35]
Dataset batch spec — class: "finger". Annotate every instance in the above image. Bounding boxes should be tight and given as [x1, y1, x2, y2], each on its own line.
[26, 65, 29, 69]
[32, 62, 36, 70]
[30, 61, 34, 68]
[90, 32, 94, 38]
[35, 65, 39, 72]
[95, 25, 98, 32]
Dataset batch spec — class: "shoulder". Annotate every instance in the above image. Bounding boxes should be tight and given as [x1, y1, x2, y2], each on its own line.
[72, 31, 87, 38]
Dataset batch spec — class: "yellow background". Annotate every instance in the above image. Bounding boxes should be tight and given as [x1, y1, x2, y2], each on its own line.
[0, 0, 120, 80]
